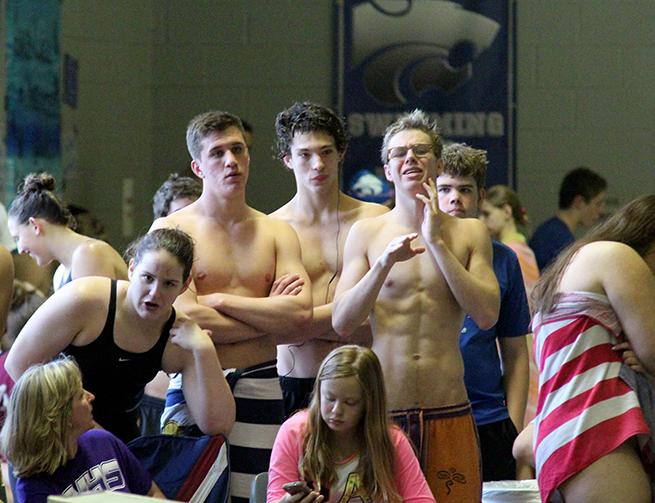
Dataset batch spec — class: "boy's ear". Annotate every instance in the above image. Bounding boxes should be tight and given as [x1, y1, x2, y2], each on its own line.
[283, 154, 293, 171]
[383, 163, 393, 182]
[190, 160, 203, 179]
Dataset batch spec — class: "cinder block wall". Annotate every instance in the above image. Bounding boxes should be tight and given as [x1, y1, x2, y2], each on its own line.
[2, 1, 652, 248]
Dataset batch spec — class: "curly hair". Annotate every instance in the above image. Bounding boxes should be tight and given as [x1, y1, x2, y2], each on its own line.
[274, 102, 348, 162]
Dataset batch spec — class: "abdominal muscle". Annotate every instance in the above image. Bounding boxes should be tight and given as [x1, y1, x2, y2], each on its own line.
[371, 290, 468, 410]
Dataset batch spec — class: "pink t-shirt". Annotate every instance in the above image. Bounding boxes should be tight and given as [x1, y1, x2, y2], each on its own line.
[267, 410, 435, 503]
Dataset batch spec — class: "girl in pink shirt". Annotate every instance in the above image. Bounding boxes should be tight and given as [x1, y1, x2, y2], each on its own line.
[268, 345, 435, 503]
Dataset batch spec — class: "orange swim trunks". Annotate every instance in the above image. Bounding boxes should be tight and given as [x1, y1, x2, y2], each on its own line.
[390, 402, 482, 503]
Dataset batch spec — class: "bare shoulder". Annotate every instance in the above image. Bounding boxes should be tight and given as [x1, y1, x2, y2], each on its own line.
[349, 210, 388, 238]
[268, 200, 294, 222]
[445, 214, 488, 241]
[576, 241, 645, 268]
[74, 238, 121, 261]
[150, 207, 200, 235]
[58, 276, 111, 306]
[564, 241, 651, 295]
[258, 211, 298, 238]
[341, 195, 389, 222]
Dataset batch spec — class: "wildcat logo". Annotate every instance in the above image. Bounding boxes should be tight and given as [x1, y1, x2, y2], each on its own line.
[352, 0, 499, 105]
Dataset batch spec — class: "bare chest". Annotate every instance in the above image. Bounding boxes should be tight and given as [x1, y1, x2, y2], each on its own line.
[192, 223, 276, 296]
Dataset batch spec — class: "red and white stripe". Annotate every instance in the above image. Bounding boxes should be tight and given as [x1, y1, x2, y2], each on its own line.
[533, 293, 649, 502]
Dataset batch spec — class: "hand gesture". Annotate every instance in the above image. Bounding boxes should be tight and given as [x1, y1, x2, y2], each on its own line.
[613, 341, 650, 376]
[169, 312, 213, 351]
[416, 178, 445, 243]
[270, 273, 305, 297]
[380, 233, 425, 268]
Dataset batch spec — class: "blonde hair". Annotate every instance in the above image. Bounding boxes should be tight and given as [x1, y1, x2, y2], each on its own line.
[1, 357, 82, 477]
[301, 345, 400, 503]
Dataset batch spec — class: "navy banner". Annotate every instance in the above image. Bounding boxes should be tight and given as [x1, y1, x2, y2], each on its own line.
[337, 0, 515, 197]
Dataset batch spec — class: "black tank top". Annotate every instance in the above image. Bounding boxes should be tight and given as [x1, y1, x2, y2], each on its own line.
[65, 279, 175, 442]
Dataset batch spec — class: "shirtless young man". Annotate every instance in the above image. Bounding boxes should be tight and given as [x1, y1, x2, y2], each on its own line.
[270, 102, 388, 417]
[150, 110, 312, 503]
[332, 110, 500, 503]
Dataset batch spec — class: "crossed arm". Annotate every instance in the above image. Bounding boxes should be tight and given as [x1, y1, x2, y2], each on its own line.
[195, 221, 313, 344]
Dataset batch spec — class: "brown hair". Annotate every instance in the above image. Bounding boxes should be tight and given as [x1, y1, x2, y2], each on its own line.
[8, 173, 75, 228]
[532, 194, 655, 314]
[440, 143, 488, 190]
[485, 184, 529, 227]
[186, 111, 245, 160]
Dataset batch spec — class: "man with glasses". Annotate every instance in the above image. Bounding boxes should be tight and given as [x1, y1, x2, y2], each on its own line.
[333, 110, 499, 503]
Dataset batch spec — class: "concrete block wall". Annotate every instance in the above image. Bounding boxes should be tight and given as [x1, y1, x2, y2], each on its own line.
[3, 0, 652, 248]
[515, 0, 655, 230]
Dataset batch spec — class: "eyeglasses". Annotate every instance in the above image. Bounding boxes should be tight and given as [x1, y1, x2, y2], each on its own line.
[387, 143, 433, 162]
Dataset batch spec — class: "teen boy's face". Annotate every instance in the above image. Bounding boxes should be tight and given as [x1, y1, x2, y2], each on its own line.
[435, 174, 482, 218]
[580, 191, 607, 227]
[192, 127, 250, 194]
[284, 131, 342, 192]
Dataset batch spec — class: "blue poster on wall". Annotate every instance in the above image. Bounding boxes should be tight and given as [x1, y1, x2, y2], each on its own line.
[337, 0, 515, 197]
[4, 0, 61, 203]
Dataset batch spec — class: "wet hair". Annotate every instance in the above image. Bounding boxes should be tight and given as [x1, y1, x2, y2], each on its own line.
[1, 356, 82, 477]
[440, 142, 488, 190]
[380, 109, 442, 164]
[8, 173, 75, 228]
[302, 345, 400, 503]
[124, 228, 194, 281]
[274, 102, 348, 161]
[533, 194, 655, 314]
[152, 174, 202, 219]
[559, 167, 607, 209]
[485, 184, 529, 227]
[186, 110, 246, 160]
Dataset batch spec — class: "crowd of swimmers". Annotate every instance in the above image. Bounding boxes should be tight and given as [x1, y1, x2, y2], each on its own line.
[0, 101, 651, 503]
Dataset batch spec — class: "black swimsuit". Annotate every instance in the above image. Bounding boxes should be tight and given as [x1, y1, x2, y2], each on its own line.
[65, 279, 175, 442]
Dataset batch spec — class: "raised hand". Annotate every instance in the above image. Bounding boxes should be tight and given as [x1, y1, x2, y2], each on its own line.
[269, 273, 305, 297]
[169, 312, 213, 351]
[416, 178, 445, 243]
[380, 233, 426, 268]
